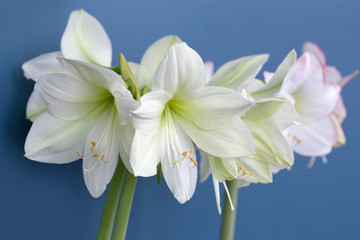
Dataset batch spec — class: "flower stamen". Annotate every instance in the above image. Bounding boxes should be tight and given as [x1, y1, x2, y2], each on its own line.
[76, 141, 107, 173]
[172, 148, 197, 168]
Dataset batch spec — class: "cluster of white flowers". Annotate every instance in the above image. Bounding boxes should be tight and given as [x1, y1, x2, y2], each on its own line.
[23, 10, 357, 210]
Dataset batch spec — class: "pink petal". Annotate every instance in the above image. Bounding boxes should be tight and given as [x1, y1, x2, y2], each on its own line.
[302, 41, 327, 67]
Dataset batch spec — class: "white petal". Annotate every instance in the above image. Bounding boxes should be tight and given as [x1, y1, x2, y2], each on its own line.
[242, 98, 285, 122]
[131, 90, 172, 135]
[137, 35, 182, 90]
[58, 58, 137, 123]
[130, 131, 160, 177]
[253, 50, 297, 98]
[302, 42, 327, 66]
[236, 155, 273, 183]
[204, 61, 215, 84]
[160, 116, 197, 204]
[61, 9, 112, 66]
[22, 51, 63, 81]
[58, 58, 126, 90]
[183, 115, 255, 159]
[199, 150, 212, 182]
[207, 155, 238, 182]
[208, 54, 269, 90]
[152, 42, 205, 96]
[25, 111, 97, 163]
[237, 179, 251, 188]
[118, 124, 135, 173]
[83, 106, 120, 197]
[246, 121, 294, 168]
[35, 73, 108, 121]
[286, 117, 337, 156]
[212, 176, 222, 214]
[26, 91, 46, 121]
[181, 86, 254, 124]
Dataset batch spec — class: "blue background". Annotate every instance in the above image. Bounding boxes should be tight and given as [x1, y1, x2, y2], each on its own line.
[1, 0, 359, 239]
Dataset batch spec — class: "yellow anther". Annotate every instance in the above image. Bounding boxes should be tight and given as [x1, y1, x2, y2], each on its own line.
[100, 154, 105, 161]
[91, 141, 96, 147]
[173, 160, 179, 165]
[93, 154, 99, 157]
[182, 151, 188, 157]
[190, 148, 194, 153]
[250, 172, 254, 176]
[90, 147, 94, 154]
[238, 166, 243, 171]
[243, 170, 248, 175]
[297, 139, 302, 144]
[237, 166, 241, 172]
[76, 151, 82, 157]
[190, 157, 198, 166]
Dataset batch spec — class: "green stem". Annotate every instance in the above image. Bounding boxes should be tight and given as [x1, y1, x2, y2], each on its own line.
[220, 180, 238, 240]
[111, 170, 137, 240]
[97, 159, 126, 240]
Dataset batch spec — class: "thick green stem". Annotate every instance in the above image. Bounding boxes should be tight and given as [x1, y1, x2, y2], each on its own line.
[111, 170, 137, 240]
[97, 159, 126, 240]
[220, 180, 238, 240]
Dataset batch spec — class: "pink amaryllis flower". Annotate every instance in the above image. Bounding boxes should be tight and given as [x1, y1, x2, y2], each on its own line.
[302, 42, 358, 167]
[265, 42, 357, 168]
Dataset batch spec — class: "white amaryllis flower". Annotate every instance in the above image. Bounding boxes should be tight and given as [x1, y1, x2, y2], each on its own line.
[130, 43, 255, 203]
[273, 51, 342, 166]
[25, 58, 138, 198]
[200, 50, 298, 213]
[23, 9, 112, 121]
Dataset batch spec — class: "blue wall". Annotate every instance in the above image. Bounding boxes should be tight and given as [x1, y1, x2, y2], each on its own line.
[1, 0, 359, 239]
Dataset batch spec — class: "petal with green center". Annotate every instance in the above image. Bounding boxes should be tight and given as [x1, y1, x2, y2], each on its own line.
[22, 51, 64, 81]
[235, 155, 273, 183]
[208, 54, 269, 90]
[177, 86, 254, 123]
[208, 155, 238, 182]
[183, 116, 254, 159]
[35, 72, 109, 121]
[137, 35, 182, 90]
[24, 109, 101, 163]
[61, 9, 112, 67]
[152, 43, 205, 96]
[160, 115, 197, 204]
[253, 50, 297, 98]
[83, 105, 120, 198]
[242, 98, 285, 122]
